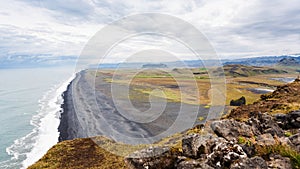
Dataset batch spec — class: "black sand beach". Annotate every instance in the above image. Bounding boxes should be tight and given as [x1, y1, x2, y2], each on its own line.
[58, 70, 215, 144]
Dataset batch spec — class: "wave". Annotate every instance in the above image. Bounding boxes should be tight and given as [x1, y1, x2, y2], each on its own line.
[0, 74, 75, 169]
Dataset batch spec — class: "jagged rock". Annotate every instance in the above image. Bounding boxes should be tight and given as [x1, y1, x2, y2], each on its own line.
[125, 146, 177, 169]
[241, 144, 255, 157]
[247, 113, 284, 137]
[256, 133, 275, 146]
[211, 119, 254, 141]
[176, 156, 187, 164]
[176, 159, 213, 169]
[268, 154, 292, 169]
[182, 134, 209, 158]
[230, 156, 267, 169]
[275, 110, 300, 129]
[289, 133, 300, 152]
[206, 141, 247, 168]
[181, 133, 223, 158]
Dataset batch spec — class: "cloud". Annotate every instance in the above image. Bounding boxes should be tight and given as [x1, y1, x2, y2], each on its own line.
[0, 0, 299, 65]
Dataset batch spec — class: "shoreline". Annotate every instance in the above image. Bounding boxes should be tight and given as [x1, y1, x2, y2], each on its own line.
[58, 72, 87, 141]
[57, 70, 210, 144]
[21, 72, 76, 168]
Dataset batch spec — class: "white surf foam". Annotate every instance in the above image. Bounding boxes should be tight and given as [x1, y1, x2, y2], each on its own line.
[21, 73, 75, 168]
[2, 73, 75, 169]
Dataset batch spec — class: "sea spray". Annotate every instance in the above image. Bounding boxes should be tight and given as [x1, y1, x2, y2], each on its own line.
[20, 74, 75, 168]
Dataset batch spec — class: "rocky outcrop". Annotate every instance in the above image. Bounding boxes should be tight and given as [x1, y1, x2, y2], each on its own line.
[275, 110, 300, 129]
[267, 154, 293, 169]
[181, 133, 218, 158]
[211, 119, 254, 141]
[176, 158, 213, 169]
[125, 109, 300, 169]
[231, 156, 267, 169]
[125, 146, 178, 169]
[206, 140, 247, 168]
[247, 112, 284, 137]
[289, 133, 300, 152]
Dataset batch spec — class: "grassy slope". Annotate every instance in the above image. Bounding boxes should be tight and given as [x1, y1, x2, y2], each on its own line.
[30, 66, 298, 168]
[220, 64, 288, 77]
[227, 79, 300, 121]
[28, 135, 185, 169]
[28, 138, 127, 169]
[101, 65, 294, 105]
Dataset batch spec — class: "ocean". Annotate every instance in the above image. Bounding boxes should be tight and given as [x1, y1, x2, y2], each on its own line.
[0, 67, 74, 169]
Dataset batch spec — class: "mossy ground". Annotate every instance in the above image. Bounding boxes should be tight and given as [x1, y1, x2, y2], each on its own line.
[28, 138, 128, 169]
[98, 67, 297, 106]
[228, 79, 300, 121]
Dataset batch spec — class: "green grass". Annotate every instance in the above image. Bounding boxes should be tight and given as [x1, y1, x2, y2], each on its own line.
[237, 136, 246, 144]
[285, 131, 293, 137]
[256, 144, 300, 169]
[28, 137, 129, 169]
[134, 73, 172, 78]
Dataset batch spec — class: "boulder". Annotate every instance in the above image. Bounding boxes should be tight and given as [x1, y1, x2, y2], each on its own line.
[289, 133, 300, 152]
[230, 96, 246, 106]
[230, 156, 267, 169]
[182, 134, 209, 158]
[206, 141, 247, 168]
[181, 133, 224, 158]
[275, 110, 300, 129]
[247, 113, 284, 137]
[176, 159, 213, 169]
[125, 146, 177, 169]
[241, 144, 255, 157]
[268, 154, 292, 169]
[256, 133, 275, 146]
[211, 119, 254, 141]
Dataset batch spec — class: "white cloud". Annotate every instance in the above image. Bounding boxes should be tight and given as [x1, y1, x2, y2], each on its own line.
[0, 0, 299, 64]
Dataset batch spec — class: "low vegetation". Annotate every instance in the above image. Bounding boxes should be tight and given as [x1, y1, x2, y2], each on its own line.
[215, 64, 288, 77]
[228, 79, 300, 121]
[28, 138, 128, 169]
[255, 143, 300, 168]
[30, 66, 300, 168]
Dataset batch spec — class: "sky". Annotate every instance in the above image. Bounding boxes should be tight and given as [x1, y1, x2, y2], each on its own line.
[0, 0, 299, 65]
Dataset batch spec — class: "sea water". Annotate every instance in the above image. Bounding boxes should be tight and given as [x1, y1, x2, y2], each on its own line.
[0, 67, 75, 169]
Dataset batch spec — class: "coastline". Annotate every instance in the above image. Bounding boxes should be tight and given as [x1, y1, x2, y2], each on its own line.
[57, 70, 210, 144]
[57, 70, 153, 143]
[58, 72, 87, 141]
[21, 71, 76, 168]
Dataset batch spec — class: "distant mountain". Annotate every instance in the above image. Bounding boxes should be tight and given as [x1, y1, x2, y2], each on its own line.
[224, 55, 300, 67]
[277, 57, 300, 66]
[95, 55, 300, 69]
[214, 64, 287, 77]
[142, 63, 167, 68]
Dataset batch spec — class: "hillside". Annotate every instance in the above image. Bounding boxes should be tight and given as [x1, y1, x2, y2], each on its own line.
[277, 57, 300, 67]
[30, 79, 300, 169]
[28, 137, 128, 169]
[215, 64, 287, 77]
[224, 55, 300, 66]
[228, 78, 300, 121]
